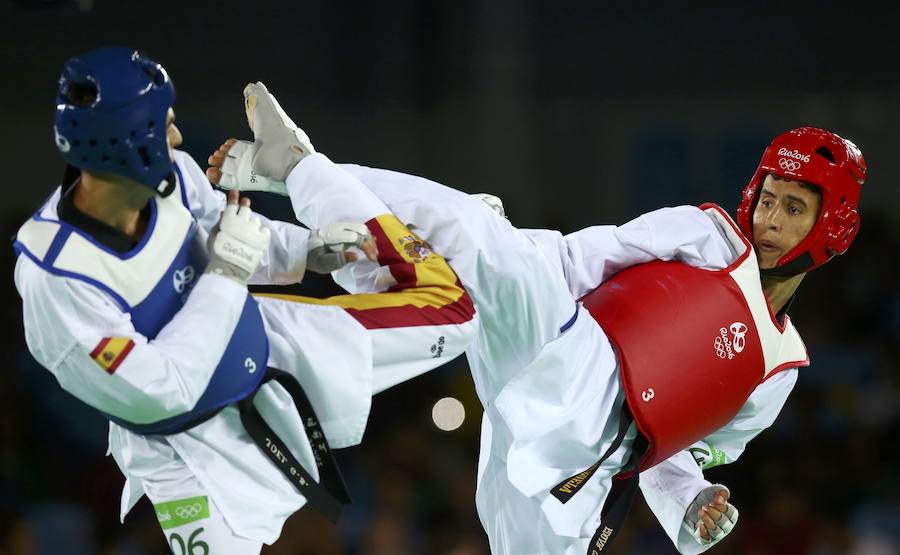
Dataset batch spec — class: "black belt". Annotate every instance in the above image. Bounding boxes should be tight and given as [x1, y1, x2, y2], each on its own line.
[550, 404, 648, 554]
[238, 368, 351, 523]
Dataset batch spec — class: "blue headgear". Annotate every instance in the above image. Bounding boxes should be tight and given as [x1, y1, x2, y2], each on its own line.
[54, 47, 177, 196]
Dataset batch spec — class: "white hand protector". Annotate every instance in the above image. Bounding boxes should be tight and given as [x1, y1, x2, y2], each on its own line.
[217, 139, 289, 196]
[684, 485, 739, 547]
[307, 222, 374, 274]
[206, 203, 272, 285]
[472, 192, 506, 218]
[243, 81, 316, 181]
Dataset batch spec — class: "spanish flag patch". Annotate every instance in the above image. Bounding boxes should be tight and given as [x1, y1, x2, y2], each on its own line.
[90, 337, 135, 374]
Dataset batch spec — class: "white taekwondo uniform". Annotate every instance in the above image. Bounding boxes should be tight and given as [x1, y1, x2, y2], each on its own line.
[307, 163, 803, 555]
[14, 151, 476, 551]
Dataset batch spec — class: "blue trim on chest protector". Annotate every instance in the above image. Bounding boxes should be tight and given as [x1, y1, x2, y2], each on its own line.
[102, 200, 268, 434]
[17, 170, 269, 434]
[128, 219, 206, 337]
[107, 295, 269, 435]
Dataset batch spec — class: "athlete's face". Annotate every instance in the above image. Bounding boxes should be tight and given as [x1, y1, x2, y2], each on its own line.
[166, 108, 183, 160]
[752, 174, 821, 269]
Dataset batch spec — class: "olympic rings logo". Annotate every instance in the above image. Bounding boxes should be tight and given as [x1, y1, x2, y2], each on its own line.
[174, 503, 203, 519]
[714, 336, 727, 359]
[779, 157, 802, 172]
[172, 265, 196, 294]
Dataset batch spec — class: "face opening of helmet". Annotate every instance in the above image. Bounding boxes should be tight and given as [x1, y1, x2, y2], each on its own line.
[737, 127, 866, 276]
[752, 175, 823, 270]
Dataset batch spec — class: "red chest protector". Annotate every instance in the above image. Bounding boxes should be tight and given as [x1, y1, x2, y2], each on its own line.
[580, 204, 808, 472]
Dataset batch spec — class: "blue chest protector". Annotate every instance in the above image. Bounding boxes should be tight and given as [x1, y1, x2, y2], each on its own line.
[14, 164, 267, 434]
[16, 164, 351, 521]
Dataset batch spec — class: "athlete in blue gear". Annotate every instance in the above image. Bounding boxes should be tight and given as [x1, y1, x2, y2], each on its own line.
[15, 47, 476, 553]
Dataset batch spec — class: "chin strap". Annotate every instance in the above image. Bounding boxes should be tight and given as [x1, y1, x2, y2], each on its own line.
[760, 251, 816, 277]
[155, 171, 177, 197]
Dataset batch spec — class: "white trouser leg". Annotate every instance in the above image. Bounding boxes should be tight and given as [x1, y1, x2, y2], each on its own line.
[285, 153, 391, 229]
[336, 165, 577, 394]
[142, 459, 263, 555]
[475, 414, 591, 555]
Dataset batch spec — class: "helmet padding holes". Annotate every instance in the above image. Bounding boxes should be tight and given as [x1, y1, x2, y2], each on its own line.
[815, 146, 836, 163]
[137, 146, 151, 168]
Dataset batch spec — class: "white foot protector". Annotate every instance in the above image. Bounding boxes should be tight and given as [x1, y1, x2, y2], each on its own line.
[243, 81, 315, 182]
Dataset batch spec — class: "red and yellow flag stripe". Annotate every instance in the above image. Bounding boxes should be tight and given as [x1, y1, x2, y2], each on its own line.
[257, 214, 475, 330]
[90, 337, 135, 374]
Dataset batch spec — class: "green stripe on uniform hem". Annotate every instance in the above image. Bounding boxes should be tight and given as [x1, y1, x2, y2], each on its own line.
[154, 496, 210, 529]
[703, 446, 728, 469]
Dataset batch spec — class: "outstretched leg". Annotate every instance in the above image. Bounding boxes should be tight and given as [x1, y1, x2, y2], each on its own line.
[225, 81, 574, 399]
[321, 163, 579, 400]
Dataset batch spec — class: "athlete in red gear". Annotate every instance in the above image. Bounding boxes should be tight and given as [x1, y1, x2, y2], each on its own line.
[210, 95, 865, 554]
[576, 126, 865, 552]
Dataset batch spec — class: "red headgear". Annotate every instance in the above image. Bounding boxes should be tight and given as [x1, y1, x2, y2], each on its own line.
[736, 127, 866, 276]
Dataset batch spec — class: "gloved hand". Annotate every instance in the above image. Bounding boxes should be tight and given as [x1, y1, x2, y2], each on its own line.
[472, 192, 506, 218]
[206, 191, 271, 285]
[683, 485, 739, 547]
[307, 222, 379, 274]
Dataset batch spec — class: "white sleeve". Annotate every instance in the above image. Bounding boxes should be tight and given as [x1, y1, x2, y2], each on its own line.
[15, 255, 249, 425]
[640, 450, 713, 555]
[245, 214, 310, 286]
[522, 206, 739, 299]
[693, 368, 799, 466]
[639, 369, 799, 553]
[174, 150, 311, 285]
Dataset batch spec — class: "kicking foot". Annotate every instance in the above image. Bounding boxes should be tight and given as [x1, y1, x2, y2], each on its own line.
[243, 81, 315, 181]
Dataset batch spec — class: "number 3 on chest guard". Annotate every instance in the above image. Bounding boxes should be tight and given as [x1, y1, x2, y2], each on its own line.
[641, 388, 655, 402]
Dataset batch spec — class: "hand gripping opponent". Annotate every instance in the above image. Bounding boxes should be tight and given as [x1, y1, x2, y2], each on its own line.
[206, 194, 272, 285]
[683, 485, 739, 547]
[472, 192, 506, 218]
[307, 223, 378, 274]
